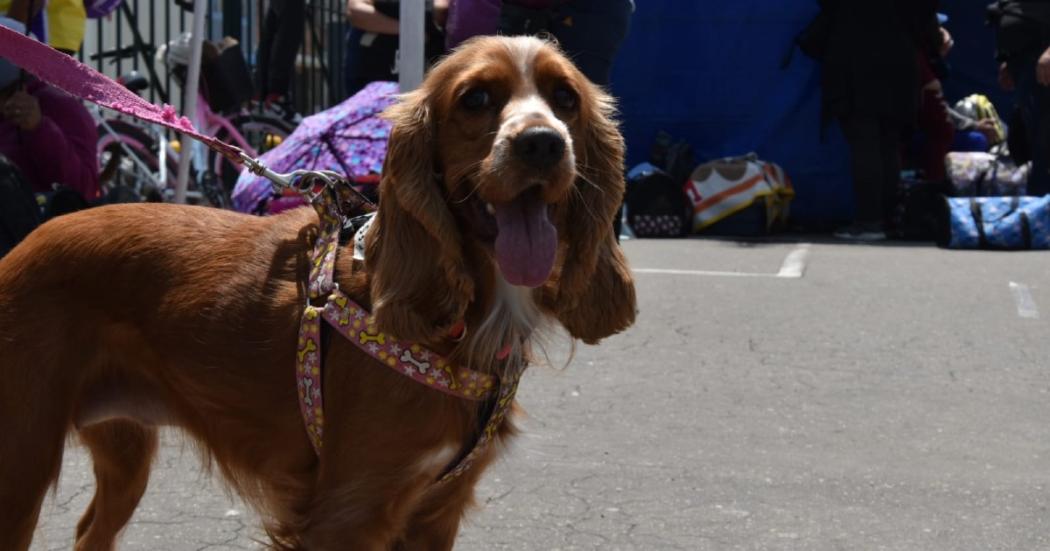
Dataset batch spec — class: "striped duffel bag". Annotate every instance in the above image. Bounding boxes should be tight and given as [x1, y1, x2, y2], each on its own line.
[683, 153, 794, 234]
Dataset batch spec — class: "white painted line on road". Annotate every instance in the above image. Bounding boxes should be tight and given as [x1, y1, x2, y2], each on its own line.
[632, 268, 780, 278]
[1009, 281, 1040, 319]
[633, 244, 811, 280]
[776, 244, 810, 279]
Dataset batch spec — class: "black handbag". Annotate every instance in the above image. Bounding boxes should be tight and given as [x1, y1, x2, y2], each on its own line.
[0, 156, 40, 258]
[625, 165, 692, 238]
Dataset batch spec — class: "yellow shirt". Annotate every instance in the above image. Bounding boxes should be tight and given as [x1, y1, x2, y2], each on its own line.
[0, 0, 87, 52]
[47, 0, 87, 52]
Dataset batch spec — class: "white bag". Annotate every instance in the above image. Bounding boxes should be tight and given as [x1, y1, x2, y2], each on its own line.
[682, 153, 794, 233]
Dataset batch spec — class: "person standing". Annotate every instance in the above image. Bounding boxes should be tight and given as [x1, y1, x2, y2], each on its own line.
[991, 0, 1050, 195]
[819, 0, 940, 241]
[445, 0, 634, 87]
[343, 0, 447, 97]
[46, 0, 87, 55]
[255, 0, 306, 119]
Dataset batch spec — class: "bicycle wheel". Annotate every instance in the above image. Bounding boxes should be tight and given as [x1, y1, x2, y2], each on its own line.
[208, 113, 296, 202]
[96, 120, 168, 202]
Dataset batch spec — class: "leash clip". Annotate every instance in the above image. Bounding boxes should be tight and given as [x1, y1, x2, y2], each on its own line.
[238, 151, 376, 215]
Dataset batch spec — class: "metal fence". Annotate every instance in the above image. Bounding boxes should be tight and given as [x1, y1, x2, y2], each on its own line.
[78, 0, 348, 117]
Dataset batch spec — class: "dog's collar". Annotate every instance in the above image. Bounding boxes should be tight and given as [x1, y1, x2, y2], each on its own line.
[296, 180, 524, 485]
[348, 212, 506, 355]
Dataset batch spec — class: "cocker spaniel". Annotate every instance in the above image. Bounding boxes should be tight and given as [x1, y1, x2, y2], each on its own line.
[0, 35, 635, 550]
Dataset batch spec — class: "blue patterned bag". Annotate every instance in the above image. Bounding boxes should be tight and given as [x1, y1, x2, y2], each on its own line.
[938, 195, 1050, 249]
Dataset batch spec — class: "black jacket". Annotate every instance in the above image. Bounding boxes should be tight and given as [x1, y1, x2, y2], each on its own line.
[819, 0, 940, 125]
[993, 0, 1050, 61]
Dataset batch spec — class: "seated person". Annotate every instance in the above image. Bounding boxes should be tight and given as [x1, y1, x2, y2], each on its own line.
[909, 22, 1000, 180]
[910, 66, 1002, 180]
[0, 16, 99, 203]
[949, 102, 1003, 152]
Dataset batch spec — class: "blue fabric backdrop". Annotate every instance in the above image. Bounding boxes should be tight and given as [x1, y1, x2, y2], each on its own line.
[608, 0, 1010, 224]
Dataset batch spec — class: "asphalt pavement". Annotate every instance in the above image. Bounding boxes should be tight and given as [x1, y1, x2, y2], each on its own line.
[29, 237, 1050, 550]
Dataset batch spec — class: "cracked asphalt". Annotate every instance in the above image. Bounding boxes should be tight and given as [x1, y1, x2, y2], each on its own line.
[29, 238, 1050, 550]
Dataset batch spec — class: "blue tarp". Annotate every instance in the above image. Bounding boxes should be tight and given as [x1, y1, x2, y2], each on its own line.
[608, 0, 1010, 224]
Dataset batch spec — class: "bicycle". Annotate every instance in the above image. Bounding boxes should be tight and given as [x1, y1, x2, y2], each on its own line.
[160, 31, 297, 205]
[93, 36, 295, 207]
[94, 72, 179, 203]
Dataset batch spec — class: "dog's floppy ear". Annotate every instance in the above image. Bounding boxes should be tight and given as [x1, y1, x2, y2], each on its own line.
[550, 84, 636, 344]
[366, 90, 473, 342]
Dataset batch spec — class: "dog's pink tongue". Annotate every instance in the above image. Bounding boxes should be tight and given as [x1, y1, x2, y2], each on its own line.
[493, 191, 557, 288]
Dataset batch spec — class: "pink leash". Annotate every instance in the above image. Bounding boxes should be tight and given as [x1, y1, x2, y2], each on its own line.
[0, 25, 298, 188]
[0, 26, 225, 150]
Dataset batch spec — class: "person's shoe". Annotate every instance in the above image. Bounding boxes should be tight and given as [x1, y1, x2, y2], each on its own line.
[833, 221, 887, 242]
[257, 93, 303, 124]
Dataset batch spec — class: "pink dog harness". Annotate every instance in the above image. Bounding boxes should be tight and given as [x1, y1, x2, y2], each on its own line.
[0, 27, 523, 486]
[296, 176, 523, 485]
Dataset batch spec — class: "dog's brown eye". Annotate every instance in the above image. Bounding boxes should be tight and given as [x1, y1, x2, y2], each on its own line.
[552, 86, 577, 110]
[461, 88, 491, 111]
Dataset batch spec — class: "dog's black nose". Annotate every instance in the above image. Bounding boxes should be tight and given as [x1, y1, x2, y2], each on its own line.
[512, 127, 566, 169]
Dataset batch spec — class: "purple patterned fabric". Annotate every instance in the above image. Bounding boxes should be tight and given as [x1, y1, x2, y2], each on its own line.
[232, 81, 399, 214]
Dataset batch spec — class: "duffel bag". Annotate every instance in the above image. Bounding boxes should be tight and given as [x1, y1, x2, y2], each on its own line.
[888, 177, 947, 240]
[937, 195, 1050, 249]
[945, 151, 1029, 197]
[683, 153, 794, 234]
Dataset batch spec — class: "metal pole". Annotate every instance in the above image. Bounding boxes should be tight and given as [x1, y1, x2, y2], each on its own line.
[398, 0, 424, 91]
[174, 0, 208, 204]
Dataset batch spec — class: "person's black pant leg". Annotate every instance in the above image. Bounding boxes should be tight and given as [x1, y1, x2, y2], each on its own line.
[254, 3, 279, 97]
[880, 119, 903, 221]
[551, 0, 633, 86]
[1012, 55, 1050, 195]
[267, 0, 306, 97]
[840, 115, 898, 225]
[1033, 85, 1050, 195]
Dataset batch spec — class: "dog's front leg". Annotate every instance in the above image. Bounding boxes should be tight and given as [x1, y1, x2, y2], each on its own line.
[394, 471, 485, 551]
[296, 346, 462, 549]
[298, 472, 432, 550]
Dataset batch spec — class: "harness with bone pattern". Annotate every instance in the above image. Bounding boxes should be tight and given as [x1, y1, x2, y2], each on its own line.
[296, 177, 526, 485]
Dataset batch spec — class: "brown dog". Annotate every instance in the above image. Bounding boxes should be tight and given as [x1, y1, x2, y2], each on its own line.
[0, 36, 635, 550]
